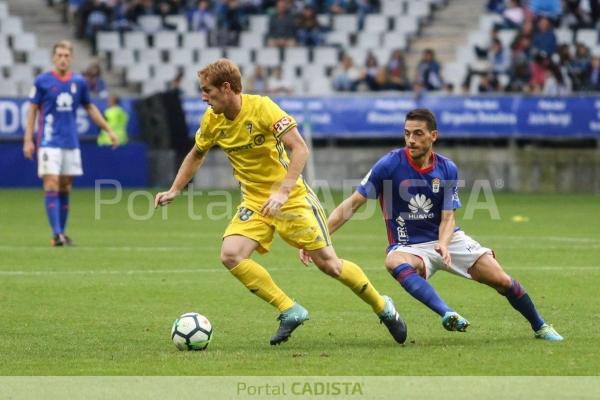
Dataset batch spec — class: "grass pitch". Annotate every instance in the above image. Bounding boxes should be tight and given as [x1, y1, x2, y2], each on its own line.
[1, 189, 598, 375]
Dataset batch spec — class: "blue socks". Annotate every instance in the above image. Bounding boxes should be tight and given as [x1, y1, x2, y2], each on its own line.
[59, 191, 69, 233]
[501, 278, 545, 331]
[391, 263, 453, 316]
[44, 191, 61, 235]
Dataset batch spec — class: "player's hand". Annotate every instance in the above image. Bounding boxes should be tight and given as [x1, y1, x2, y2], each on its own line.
[299, 249, 313, 266]
[434, 244, 451, 266]
[23, 139, 35, 160]
[155, 190, 178, 208]
[261, 190, 289, 217]
[108, 130, 119, 149]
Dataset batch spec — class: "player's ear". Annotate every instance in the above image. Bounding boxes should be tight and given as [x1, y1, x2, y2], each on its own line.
[431, 129, 438, 142]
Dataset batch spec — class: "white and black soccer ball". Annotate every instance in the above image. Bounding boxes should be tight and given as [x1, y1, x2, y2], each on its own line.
[171, 312, 213, 351]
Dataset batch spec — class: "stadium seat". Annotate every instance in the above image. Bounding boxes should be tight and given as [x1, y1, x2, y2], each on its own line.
[225, 47, 252, 67]
[181, 31, 208, 49]
[0, 47, 13, 66]
[126, 64, 151, 83]
[312, 47, 339, 66]
[576, 29, 597, 47]
[138, 15, 162, 33]
[137, 48, 162, 65]
[141, 78, 168, 95]
[325, 31, 350, 47]
[124, 31, 148, 50]
[381, 0, 405, 16]
[12, 32, 36, 52]
[283, 47, 309, 66]
[382, 31, 408, 50]
[153, 64, 178, 81]
[26, 48, 50, 69]
[197, 47, 223, 66]
[356, 32, 381, 48]
[555, 28, 574, 45]
[169, 48, 194, 66]
[332, 14, 358, 32]
[304, 75, 333, 95]
[363, 15, 390, 33]
[497, 29, 517, 49]
[239, 31, 264, 49]
[393, 16, 419, 36]
[0, 16, 22, 35]
[111, 48, 136, 70]
[0, 2, 8, 18]
[0, 79, 18, 96]
[248, 15, 269, 33]
[165, 15, 188, 33]
[96, 31, 121, 53]
[406, 1, 430, 20]
[255, 47, 280, 67]
[153, 30, 179, 50]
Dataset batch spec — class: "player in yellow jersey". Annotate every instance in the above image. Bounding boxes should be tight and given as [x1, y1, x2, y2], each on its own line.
[155, 59, 407, 345]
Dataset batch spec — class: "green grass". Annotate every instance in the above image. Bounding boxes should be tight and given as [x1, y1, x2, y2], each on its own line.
[1, 189, 599, 376]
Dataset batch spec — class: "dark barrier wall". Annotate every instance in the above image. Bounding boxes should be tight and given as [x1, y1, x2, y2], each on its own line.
[2, 96, 600, 139]
[0, 143, 147, 187]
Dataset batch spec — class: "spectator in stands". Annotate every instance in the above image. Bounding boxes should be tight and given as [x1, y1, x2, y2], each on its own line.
[415, 49, 443, 91]
[528, 0, 562, 25]
[216, 0, 245, 46]
[126, 0, 156, 28]
[532, 17, 558, 57]
[332, 53, 360, 91]
[507, 36, 532, 92]
[326, 0, 376, 29]
[156, 0, 180, 30]
[358, 52, 385, 91]
[245, 64, 268, 94]
[494, 0, 525, 30]
[268, 65, 294, 95]
[83, 0, 112, 45]
[568, 42, 592, 90]
[543, 60, 573, 95]
[529, 51, 550, 92]
[266, 0, 298, 47]
[488, 37, 512, 75]
[297, 5, 326, 46]
[563, 0, 596, 29]
[587, 55, 600, 91]
[383, 49, 410, 91]
[98, 95, 129, 146]
[188, 0, 216, 32]
[84, 62, 108, 98]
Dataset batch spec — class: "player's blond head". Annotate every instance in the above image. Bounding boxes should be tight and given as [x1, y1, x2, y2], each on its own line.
[198, 59, 242, 94]
[53, 40, 73, 55]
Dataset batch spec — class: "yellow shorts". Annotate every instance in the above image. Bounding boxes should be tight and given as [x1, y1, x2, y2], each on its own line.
[223, 195, 331, 254]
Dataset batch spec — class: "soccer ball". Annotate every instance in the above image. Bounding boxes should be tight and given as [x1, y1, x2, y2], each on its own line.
[171, 312, 213, 351]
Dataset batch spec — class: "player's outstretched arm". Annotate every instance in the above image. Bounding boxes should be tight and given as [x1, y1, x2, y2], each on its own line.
[155, 146, 206, 208]
[261, 127, 309, 216]
[435, 210, 456, 266]
[23, 103, 39, 160]
[84, 103, 119, 148]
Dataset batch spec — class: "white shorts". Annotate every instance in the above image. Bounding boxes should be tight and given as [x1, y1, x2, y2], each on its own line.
[388, 231, 493, 280]
[37, 147, 83, 177]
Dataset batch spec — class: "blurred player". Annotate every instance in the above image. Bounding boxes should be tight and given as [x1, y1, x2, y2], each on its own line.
[301, 108, 563, 341]
[155, 59, 407, 345]
[23, 40, 118, 246]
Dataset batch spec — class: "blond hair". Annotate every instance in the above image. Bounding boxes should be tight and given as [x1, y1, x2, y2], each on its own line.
[53, 40, 73, 55]
[198, 58, 242, 94]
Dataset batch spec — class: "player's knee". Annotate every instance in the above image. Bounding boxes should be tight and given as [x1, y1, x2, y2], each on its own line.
[314, 258, 342, 278]
[220, 251, 242, 269]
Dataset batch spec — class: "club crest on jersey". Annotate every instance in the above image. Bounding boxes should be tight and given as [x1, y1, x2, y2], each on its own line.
[71, 83, 77, 94]
[253, 134, 265, 145]
[219, 130, 226, 138]
[245, 122, 253, 134]
[432, 178, 440, 193]
[238, 207, 254, 221]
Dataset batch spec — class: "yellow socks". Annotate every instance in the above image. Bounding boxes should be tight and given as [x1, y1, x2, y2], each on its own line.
[230, 259, 295, 312]
[337, 259, 385, 314]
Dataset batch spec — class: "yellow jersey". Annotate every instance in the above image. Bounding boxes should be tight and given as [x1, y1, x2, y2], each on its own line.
[195, 94, 308, 211]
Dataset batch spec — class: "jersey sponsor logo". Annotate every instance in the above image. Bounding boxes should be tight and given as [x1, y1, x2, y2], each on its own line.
[407, 194, 434, 220]
[224, 143, 253, 153]
[432, 178, 440, 193]
[395, 215, 409, 243]
[238, 207, 254, 221]
[253, 134, 265, 145]
[273, 116, 291, 134]
[56, 92, 74, 111]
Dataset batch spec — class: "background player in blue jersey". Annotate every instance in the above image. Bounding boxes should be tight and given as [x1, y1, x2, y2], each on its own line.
[301, 108, 563, 341]
[22, 40, 118, 246]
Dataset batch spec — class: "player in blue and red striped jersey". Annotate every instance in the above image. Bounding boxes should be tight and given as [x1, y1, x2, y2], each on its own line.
[23, 40, 118, 246]
[301, 108, 563, 341]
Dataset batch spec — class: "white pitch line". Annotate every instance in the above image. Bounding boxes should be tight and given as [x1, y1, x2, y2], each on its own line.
[0, 266, 598, 276]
